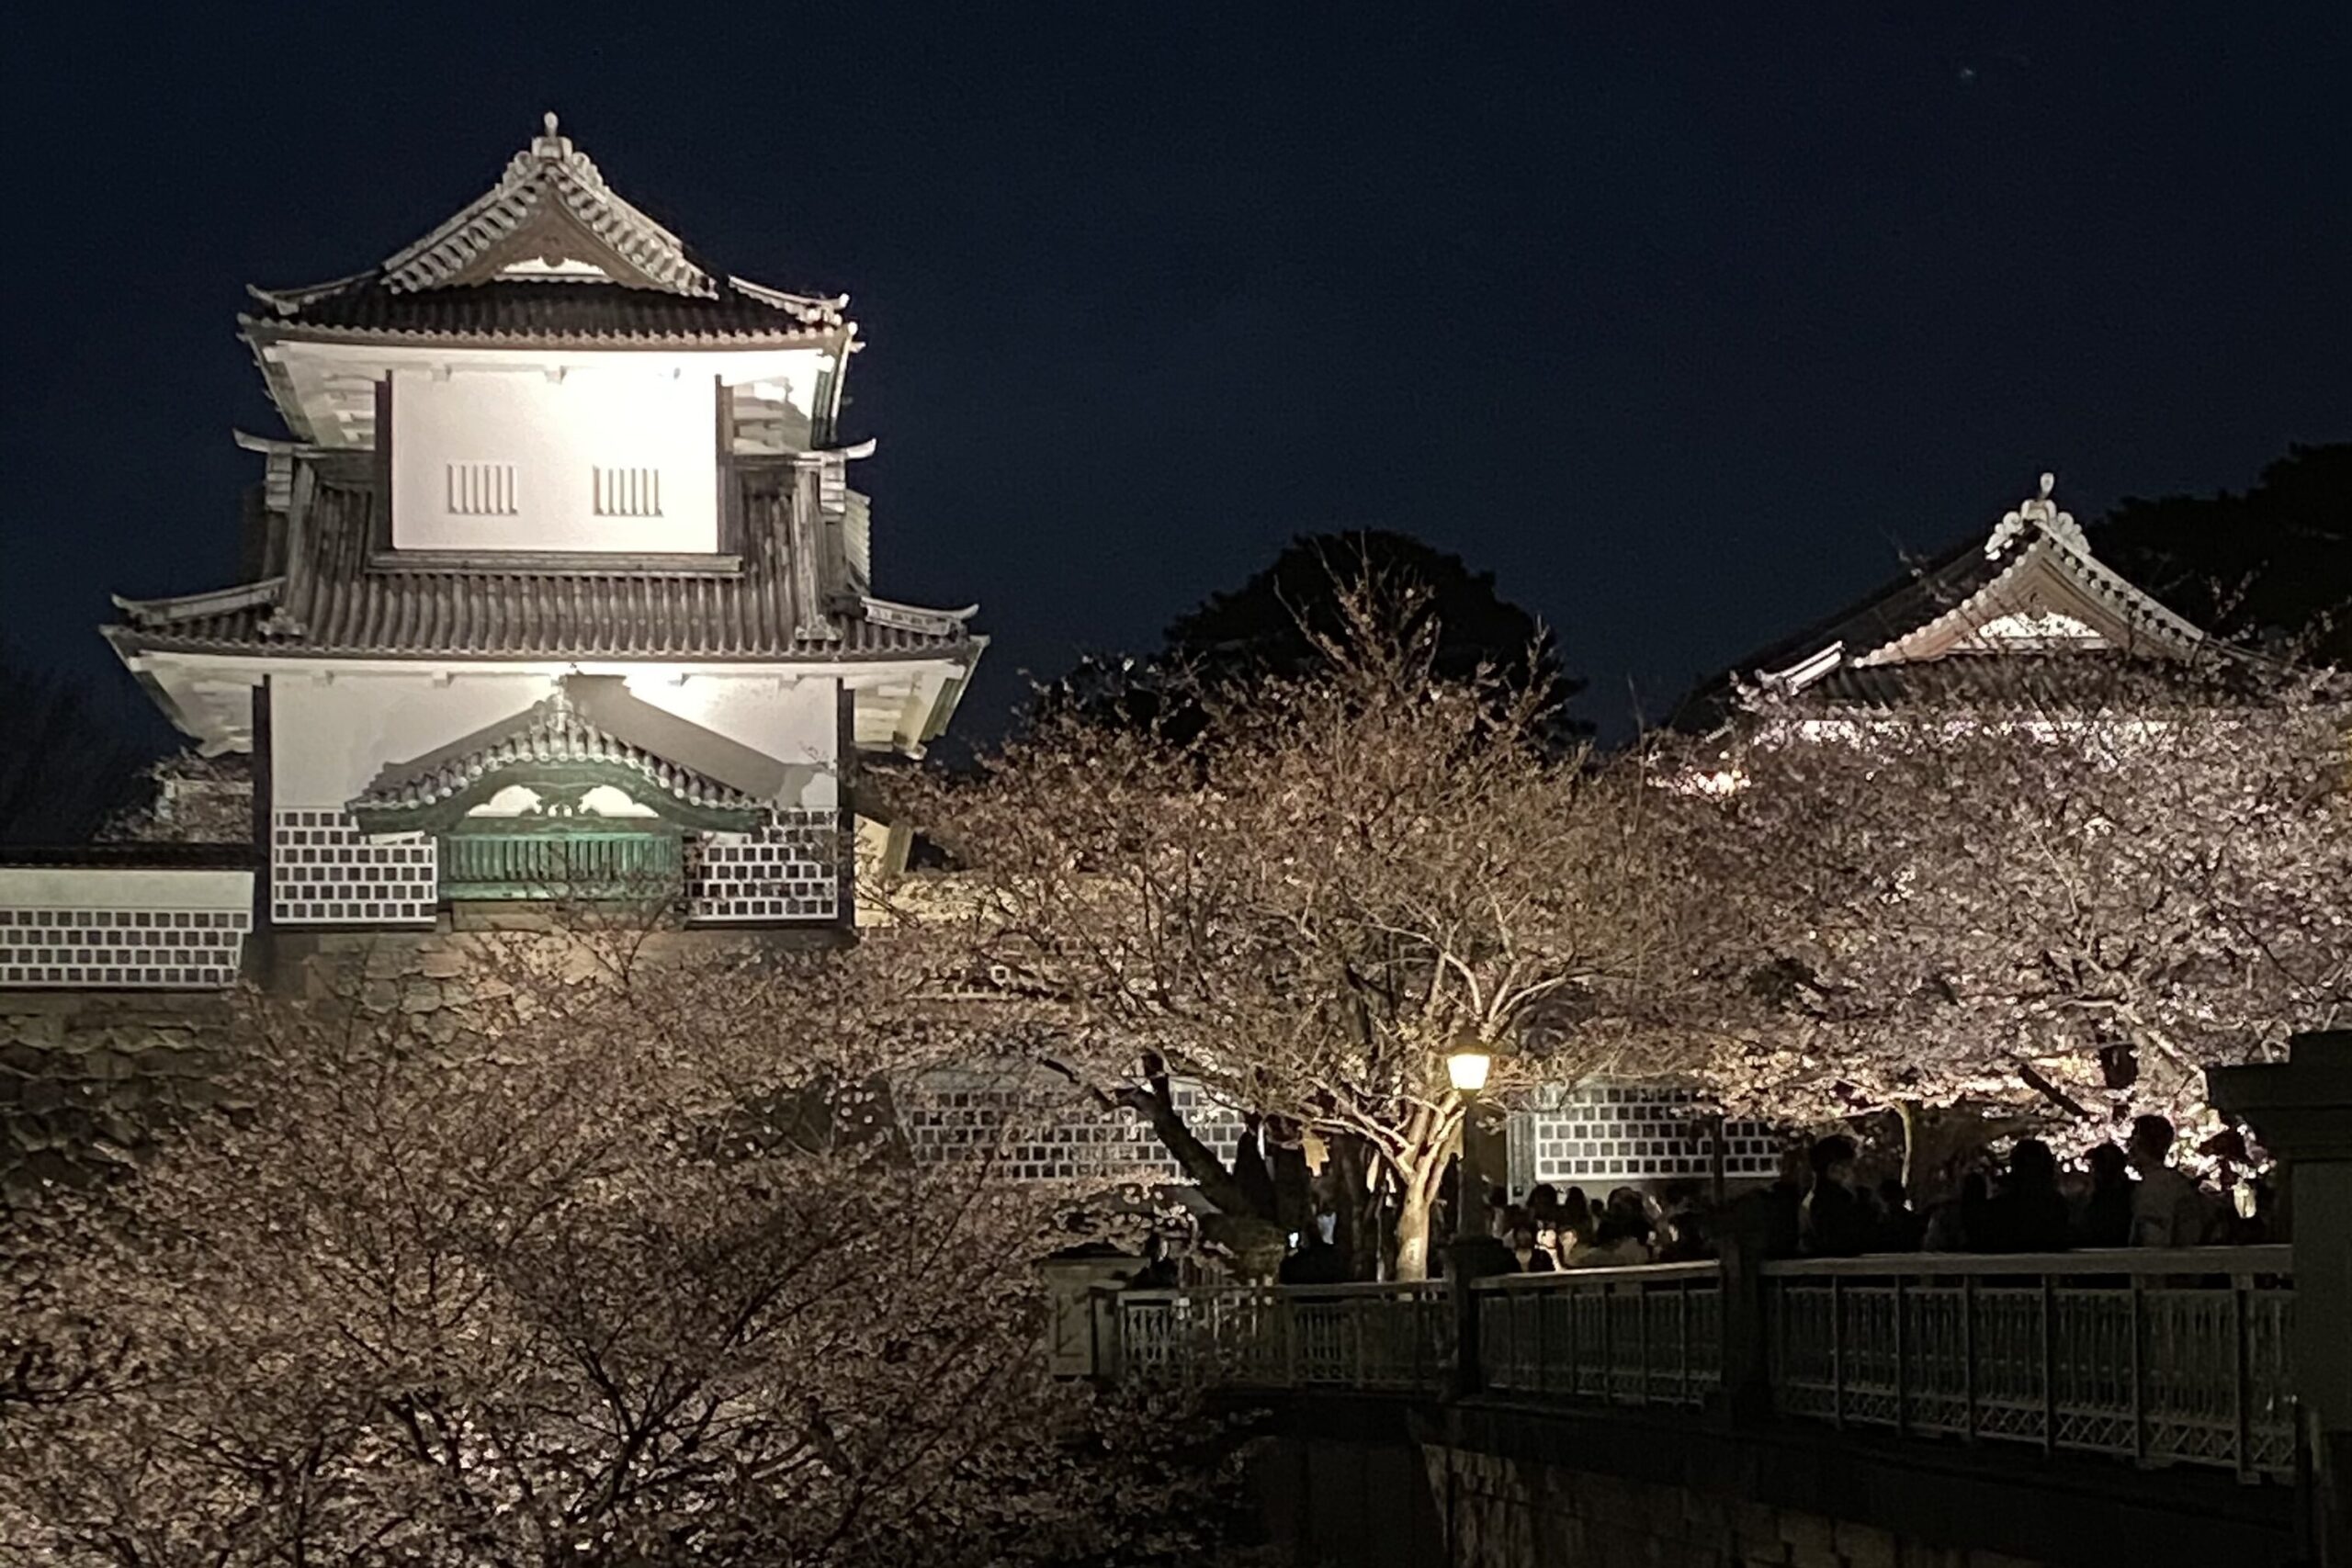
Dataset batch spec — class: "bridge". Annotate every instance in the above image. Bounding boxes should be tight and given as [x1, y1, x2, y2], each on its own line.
[1103, 1246, 2326, 1568]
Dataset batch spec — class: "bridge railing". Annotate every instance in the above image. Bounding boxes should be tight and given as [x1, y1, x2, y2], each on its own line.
[1115, 1280, 1452, 1393]
[1761, 1247, 2296, 1482]
[1475, 1262, 1722, 1408]
[1108, 1247, 2297, 1483]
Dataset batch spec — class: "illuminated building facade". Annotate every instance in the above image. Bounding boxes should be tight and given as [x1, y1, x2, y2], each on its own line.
[103, 115, 982, 934]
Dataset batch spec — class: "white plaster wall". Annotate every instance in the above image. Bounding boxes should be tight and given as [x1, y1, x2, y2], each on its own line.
[271, 673, 559, 807]
[390, 366, 718, 553]
[623, 674, 840, 808]
[0, 866, 252, 913]
[268, 672, 840, 811]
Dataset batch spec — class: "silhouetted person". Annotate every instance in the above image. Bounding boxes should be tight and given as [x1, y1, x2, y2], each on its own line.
[1566, 1212, 1652, 1268]
[1508, 1221, 1557, 1273]
[1487, 1183, 1514, 1240]
[1981, 1138, 2071, 1252]
[1758, 1147, 1808, 1259]
[1129, 1233, 1180, 1291]
[2128, 1114, 2209, 1247]
[1801, 1136, 1873, 1257]
[1923, 1171, 1985, 1251]
[2076, 1143, 2133, 1247]
[1234, 1113, 1279, 1221]
[1279, 1233, 1348, 1284]
[1875, 1179, 1924, 1252]
[1559, 1187, 1595, 1250]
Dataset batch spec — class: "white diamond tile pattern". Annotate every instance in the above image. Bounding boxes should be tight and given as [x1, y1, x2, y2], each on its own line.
[0, 906, 250, 989]
[904, 1076, 1246, 1184]
[1524, 1083, 1779, 1186]
[271, 810, 437, 925]
[687, 808, 840, 922]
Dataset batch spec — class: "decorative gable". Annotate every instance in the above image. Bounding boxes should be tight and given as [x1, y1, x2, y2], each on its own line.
[1853, 479, 2207, 670]
[1727, 472, 2229, 715]
[348, 682, 772, 836]
[379, 113, 714, 298]
[1966, 609, 2106, 649]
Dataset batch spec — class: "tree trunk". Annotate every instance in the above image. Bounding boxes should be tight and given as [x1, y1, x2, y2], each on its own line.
[1390, 1155, 1445, 1281]
[1117, 1081, 1255, 1217]
[1326, 1132, 1380, 1280]
[1896, 1099, 1921, 1192]
[1394, 1183, 1436, 1281]
[1233, 1117, 1278, 1221]
[1268, 1122, 1313, 1239]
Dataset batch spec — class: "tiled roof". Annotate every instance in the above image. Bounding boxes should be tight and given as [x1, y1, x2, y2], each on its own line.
[109, 475, 975, 665]
[1799, 654, 2165, 710]
[351, 689, 762, 816]
[247, 277, 844, 346]
[379, 112, 712, 297]
[0, 844, 257, 870]
[1673, 475, 2225, 729]
[244, 115, 847, 346]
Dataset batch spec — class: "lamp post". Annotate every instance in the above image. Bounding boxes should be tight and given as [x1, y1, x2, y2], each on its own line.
[1444, 1044, 1503, 1400]
[1447, 1047, 1493, 1243]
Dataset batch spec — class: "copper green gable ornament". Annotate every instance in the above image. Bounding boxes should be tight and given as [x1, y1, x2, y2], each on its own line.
[347, 688, 767, 904]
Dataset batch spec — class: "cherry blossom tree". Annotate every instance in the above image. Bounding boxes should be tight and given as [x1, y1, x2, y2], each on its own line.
[1668, 657, 2352, 1178]
[97, 751, 254, 845]
[0, 931, 1244, 1568]
[897, 585, 1697, 1280]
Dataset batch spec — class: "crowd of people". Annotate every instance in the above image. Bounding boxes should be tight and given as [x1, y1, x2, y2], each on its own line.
[1434, 1111, 2278, 1275]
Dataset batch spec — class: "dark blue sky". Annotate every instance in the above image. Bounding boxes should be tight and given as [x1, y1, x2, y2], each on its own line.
[4, 2, 2346, 741]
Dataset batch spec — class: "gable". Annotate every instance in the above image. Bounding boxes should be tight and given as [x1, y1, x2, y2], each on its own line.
[1855, 543, 2188, 666]
[379, 114, 711, 299]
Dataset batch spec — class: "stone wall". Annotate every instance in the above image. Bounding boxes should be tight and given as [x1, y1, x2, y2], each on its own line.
[1433, 1450, 2042, 1568]
[0, 923, 849, 1206]
[1250, 1401, 2297, 1568]
[0, 991, 236, 1203]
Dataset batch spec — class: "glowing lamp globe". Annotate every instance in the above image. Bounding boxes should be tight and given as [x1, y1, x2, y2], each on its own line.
[1445, 1049, 1492, 1095]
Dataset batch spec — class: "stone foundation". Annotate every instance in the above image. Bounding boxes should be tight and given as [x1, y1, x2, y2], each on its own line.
[0, 991, 235, 1201]
[1432, 1450, 2046, 1568]
[0, 925, 845, 1203]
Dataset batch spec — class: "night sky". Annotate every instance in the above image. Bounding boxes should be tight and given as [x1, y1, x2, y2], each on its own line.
[4, 3, 2346, 744]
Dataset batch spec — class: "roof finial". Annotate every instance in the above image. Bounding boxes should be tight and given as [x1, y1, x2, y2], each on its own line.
[2039, 470, 2055, 500]
[1986, 468, 2086, 558]
[543, 109, 560, 137]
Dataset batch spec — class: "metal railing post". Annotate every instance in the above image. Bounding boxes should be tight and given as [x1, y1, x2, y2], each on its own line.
[1448, 1259, 1483, 1400]
[1894, 1274, 1909, 1438]
[2130, 1273, 2147, 1466]
[2233, 1271, 2254, 1483]
[2041, 1275, 2058, 1454]
[1600, 1280, 1615, 1404]
[1680, 1280, 1693, 1406]
[1962, 1274, 1978, 1444]
[1831, 1276, 1846, 1430]
[1533, 1285, 1548, 1396]
[1637, 1282, 1653, 1406]
[1566, 1275, 1581, 1396]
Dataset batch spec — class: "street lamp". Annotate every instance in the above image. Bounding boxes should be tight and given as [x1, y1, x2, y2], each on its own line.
[1446, 1048, 1492, 1096]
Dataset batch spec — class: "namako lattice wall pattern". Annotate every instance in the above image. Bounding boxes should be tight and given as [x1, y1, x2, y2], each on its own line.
[1515, 1082, 1780, 1189]
[271, 810, 438, 925]
[903, 1073, 1248, 1184]
[686, 808, 839, 922]
[0, 907, 251, 989]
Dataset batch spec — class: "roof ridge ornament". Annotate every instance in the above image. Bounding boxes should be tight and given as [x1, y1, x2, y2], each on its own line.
[1984, 470, 2088, 558]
